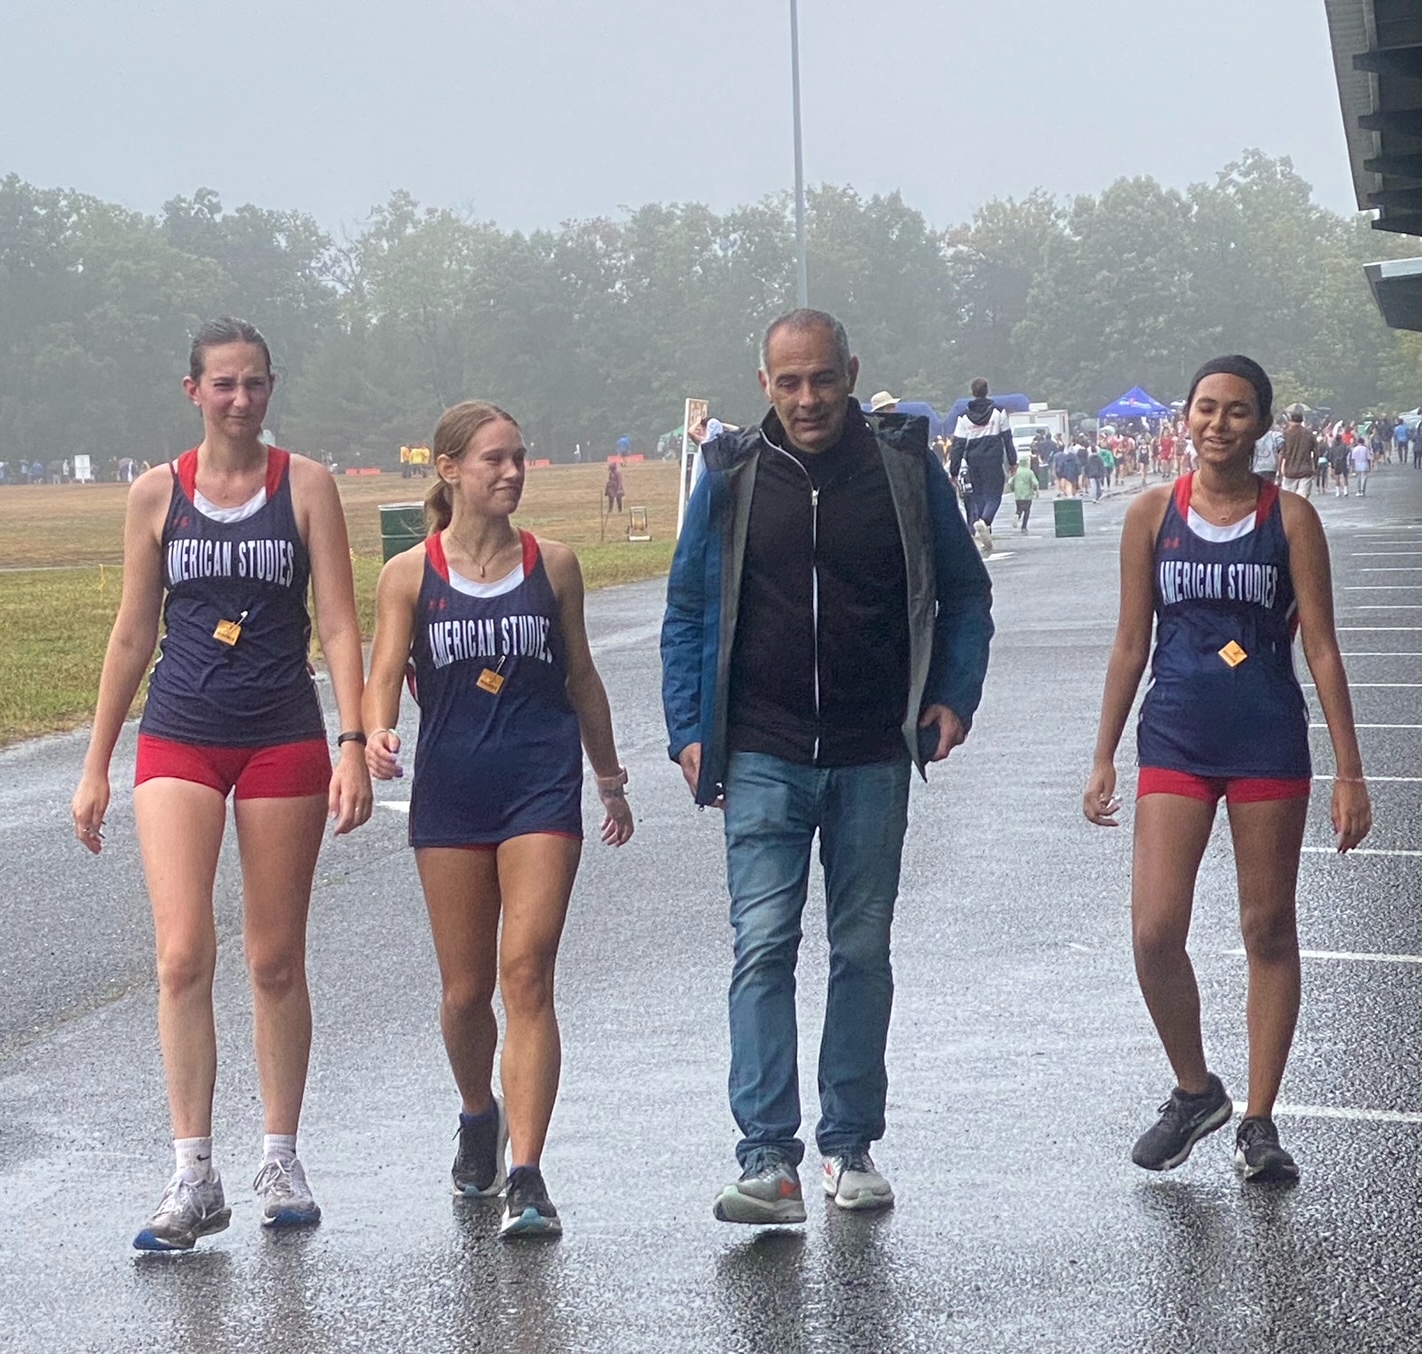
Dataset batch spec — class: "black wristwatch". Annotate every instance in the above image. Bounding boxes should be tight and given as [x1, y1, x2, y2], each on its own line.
[336, 731, 367, 748]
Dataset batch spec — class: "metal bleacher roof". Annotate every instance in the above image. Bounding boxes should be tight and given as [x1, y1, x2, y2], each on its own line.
[1325, 0, 1422, 328]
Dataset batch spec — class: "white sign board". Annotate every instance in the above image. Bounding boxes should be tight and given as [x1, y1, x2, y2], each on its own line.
[677, 398, 709, 537]
[73, 454, 93, 483]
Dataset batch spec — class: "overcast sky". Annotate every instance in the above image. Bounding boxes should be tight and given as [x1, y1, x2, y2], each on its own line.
[2, 0, 1357, 237]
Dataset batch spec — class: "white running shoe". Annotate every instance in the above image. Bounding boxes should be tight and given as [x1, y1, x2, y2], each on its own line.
[133, 1168, 231, 1251]
[822, 1150, 895, 1211]
[973, 520, 993, 554]
[254, 1156, 322, 1228]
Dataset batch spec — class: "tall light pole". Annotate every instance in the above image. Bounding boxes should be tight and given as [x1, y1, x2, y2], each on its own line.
[790, 0, 808, 308]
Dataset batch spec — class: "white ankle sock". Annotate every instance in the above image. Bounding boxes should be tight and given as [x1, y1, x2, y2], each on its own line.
[175, 1136, 214, 1176]
[263, 1133, 298, 1165]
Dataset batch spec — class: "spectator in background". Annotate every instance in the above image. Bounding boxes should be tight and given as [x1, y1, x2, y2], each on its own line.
[869, 390, 899, 416]
[1349, 438, 1373, 497]
[1010, 455, 1039, 534]
[1278, 409, 1317, 497]
[604, 459, 624, 515]
[1252, 421, 1284, 484]
[949, 378, 1017, 552]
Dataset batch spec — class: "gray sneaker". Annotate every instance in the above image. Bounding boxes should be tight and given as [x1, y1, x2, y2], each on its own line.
[452, 1099, 508, 1197]
[253, 1156, 322, 1229]
[713, 1152, 807, 1225]
[133, 1168, 231, 1252]
[822, 1149, 895, 1211]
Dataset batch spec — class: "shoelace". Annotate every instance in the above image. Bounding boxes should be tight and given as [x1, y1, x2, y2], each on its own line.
[837, 1151, 872, 1175]
[253, 1158, 303, 1198]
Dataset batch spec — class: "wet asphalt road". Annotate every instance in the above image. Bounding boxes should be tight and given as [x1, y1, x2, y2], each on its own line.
[2, 466, 1421, 1353]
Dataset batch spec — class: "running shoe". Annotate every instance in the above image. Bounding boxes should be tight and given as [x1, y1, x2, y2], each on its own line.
[973, 520, 993, 554]
[499, 1165, 561, 1238]
[133, 1168, 231, 1252]
[1131, 1072, 1232, 1171]
[253, 1156, 322, 1228]
[713, 1151, 807, 1225]
[452, 1099, 508, 1197]
[1234, 1116, 1299, 1183]
[822, 1149, 894, 1211]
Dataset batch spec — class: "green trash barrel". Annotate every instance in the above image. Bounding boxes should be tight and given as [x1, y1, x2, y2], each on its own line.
[380, 501, 426, 562]
[1054, 498, 1085, 538]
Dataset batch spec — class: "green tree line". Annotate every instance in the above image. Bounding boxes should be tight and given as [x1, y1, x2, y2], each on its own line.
[2, 150, 1419, 470]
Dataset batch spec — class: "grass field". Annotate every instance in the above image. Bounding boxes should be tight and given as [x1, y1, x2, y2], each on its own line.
[0, 461, 680, 747]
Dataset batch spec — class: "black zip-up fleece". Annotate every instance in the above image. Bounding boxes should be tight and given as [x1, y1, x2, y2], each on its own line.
[726, 401, 910, 766]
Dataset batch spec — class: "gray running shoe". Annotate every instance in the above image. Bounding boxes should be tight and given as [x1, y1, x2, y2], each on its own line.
[1132, 1073, 1232, 1171]
[133, 1169, 231, 1252]
[499, 1165, 561, 1238]
[713, 1152, 807, 1225]
[1234, 1116, 1300, 1183]
[452, 1099, 508, 1197]
[822, 1149, 895, 1211]
[253, 1156, 322, 1228]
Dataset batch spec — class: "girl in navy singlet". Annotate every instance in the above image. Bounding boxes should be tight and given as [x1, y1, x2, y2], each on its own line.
[364, 400, 633, 1239]
[1085, 356, 1370, 1185]
[72, 318, 372, 1251]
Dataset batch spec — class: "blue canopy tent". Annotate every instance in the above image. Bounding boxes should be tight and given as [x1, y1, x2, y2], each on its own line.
[860, 399, 949, 441]
[1098, 387, 1171, 420]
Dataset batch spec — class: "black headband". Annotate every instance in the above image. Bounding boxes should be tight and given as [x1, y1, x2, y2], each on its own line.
[1185, 355, 1273, 422]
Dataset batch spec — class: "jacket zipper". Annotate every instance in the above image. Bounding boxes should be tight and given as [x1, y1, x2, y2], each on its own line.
[810, 485, 821, 762]
[764, 432, 823, 761]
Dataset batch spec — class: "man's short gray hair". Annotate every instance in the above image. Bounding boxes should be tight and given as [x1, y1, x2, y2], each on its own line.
[759, 308, 852, 375]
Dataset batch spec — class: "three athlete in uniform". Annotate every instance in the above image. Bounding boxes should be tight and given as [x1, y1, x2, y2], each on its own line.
[74, 327, 1369, 1251]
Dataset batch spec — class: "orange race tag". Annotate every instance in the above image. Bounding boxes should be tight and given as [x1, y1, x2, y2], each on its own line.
[477, 668, 506, 694]
[1219, 640, 1248, 668]
[213, 618, 243, 647]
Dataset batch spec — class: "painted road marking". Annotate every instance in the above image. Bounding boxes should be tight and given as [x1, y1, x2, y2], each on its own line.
[1301, 846, 1422, 857]
[1345, 586, 1422, 590]
[1308, 723, 1422, 729]
[1304, 682, 1422, 687]
[1351, 552, 1422, 557]
[1359, 567, 1422, 572]
[1337, 627, 1422, 632]
[1357, 604, 1422, 610]
[376, 801, 411, 814]
[1226, 948, 1422, 964]
[1340, 651, 1422, 656]
[1313, 774, 1422, 782]
[1233, 1102, 1422, 1126]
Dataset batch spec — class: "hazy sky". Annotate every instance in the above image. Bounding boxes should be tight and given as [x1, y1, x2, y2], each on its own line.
[2, 0, 1358, 236]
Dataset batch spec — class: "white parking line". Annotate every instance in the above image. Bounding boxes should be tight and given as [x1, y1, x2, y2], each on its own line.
[1234, 1102, 1422, 1126]
[1225, 948, 1422, 964]
[1313, 774, 1422, 782]
[1301, 846, 1422, 857]
[1308, 723, 1422, 729]
[1340, 651, 1422, 655]
[1351, 552, 1422, 557]
[1344, 586, 1422, 590]
[1357, 605, 1422, 610]
[1359, 567, 1422, 572]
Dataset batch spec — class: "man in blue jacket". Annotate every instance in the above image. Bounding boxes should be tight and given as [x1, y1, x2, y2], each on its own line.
[661, 308, 994, 1224]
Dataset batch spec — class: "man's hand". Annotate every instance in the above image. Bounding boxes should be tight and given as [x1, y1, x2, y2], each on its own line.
[676, 742, 723, 808]
[918, 704, 966, 762]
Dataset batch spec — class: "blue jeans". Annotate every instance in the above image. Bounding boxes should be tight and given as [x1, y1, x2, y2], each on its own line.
[722, 751, 911, 1166]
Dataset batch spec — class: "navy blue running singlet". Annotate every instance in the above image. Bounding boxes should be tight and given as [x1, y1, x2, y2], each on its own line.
[1136, 474, 1310, 779]
[408, 530, 582, 848]
[141, 448, 324, 746]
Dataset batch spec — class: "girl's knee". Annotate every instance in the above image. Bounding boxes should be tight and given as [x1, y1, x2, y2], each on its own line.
[246, 946, 306, 997]
[500, 951, 556, 1017]
[1240, 905, 1297, 963]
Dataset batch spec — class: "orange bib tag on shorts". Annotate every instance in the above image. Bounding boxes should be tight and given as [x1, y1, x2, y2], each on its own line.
[1219, 640, 1247, 668]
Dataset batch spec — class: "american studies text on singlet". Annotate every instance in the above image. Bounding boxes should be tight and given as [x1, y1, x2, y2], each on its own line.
[408, 530, 582, 848]
[141, 448, 324, 746]
[1137, 474, 1310, 779]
